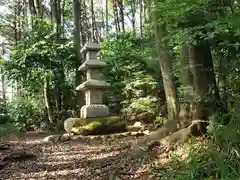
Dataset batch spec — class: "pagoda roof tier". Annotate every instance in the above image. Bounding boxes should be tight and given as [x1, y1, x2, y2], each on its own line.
[76, 79, 110, 91]
[78, 59, 107, 71]
[80, 42, 100, 53]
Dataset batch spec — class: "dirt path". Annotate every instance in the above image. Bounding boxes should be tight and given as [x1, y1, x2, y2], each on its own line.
[0, 133, 151, 180]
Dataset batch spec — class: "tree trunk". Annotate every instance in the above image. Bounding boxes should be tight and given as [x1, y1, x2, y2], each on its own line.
[179, 44, 194, 123]
[189, 42, 225, 119]
[44, 76, 54, 124]
[140, 0, 143, 36]
[119, 0, 125, 33]
[105, 0, 109, 36]
[1, 67, 6, 106]
[73, 0, 84, 115]
[217, 54, 228, 111]
[130, 0, 136, 35]
[113, 0, 120, 33]
[151, 3, 180, 127]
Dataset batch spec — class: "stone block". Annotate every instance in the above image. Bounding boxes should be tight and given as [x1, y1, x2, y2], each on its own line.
[85, 89, 103, 105]
[80, 104, 109, 119]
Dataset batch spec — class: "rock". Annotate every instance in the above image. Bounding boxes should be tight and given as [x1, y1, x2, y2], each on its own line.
[127, 122, 145, 132]
[71, 116, 127, 135]
[43, 135, 61, 143]
[143, 130, 150, 135]
[131, 131, 145, 136]
[130, 131, 138, 136]
[133, 121, 143, 128]
[71, 135, 84, 140]
[64, 118, 88, 134]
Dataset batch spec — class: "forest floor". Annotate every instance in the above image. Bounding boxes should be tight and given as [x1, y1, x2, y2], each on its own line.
[0, 132, 153, 180]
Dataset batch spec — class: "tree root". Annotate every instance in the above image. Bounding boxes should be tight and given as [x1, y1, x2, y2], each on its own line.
[132, 119, 209, 153]
[108, 119, 210, 179]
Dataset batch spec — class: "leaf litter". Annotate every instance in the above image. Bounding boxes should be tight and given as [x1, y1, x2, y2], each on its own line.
[0, 133, 154, 180]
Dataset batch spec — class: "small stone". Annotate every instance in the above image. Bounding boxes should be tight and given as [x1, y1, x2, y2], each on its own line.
[72, 135, 84, 140]
[43, 135, 61, 143]
[143, 130, 150, 135]
[133, 121, 143, 128]
[130, 131, 139, 136]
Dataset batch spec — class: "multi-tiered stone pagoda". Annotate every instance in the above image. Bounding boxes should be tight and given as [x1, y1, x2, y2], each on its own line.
[76, 42, 110, 119]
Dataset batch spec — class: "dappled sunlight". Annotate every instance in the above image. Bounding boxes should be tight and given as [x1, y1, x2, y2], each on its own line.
[0, 135, 140, 180]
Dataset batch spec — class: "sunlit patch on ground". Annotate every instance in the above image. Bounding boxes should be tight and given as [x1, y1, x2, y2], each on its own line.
[0, 134, 147, 180]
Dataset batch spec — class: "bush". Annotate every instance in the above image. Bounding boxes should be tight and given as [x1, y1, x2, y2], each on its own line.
[7, 95, 45, 131]
[100, 33, 162, 122]
[0, 123, 18, 138]
[122, 96, 159, 123]
[0, 114, 10, 125]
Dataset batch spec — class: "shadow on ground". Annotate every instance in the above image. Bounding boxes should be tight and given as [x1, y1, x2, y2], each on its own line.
[1, 134, 150, 180]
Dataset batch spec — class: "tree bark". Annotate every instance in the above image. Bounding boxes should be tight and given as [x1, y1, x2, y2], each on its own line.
[140, 0, 143, 36]
[179, 44, 194, 123]
[113, 0, 120, 33]
[44, 76, 54, 124]
[118, 0, 125, 33]
[105, 0, 109, 36]
[73, 0, 84, 114]
[189, 42, 225, 119]
[151, 4, 180, 127]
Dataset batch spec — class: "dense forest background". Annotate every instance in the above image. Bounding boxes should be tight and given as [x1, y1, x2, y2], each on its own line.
[0, 0, 240, 178]
[0, 0, 239, 131]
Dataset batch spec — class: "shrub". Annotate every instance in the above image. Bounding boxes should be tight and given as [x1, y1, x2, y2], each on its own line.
[122, 96, 159, 123]
[0, 123, 18, 138]
[0, 114, 10, 125]
[7, 95, 45, 131]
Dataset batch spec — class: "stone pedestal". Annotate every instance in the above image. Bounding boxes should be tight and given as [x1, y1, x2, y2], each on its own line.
[76, 42, 110, 119]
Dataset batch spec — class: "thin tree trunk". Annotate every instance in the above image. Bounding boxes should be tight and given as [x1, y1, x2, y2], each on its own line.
[1, 45, 6, 105]
[151, 3, 180, 127]
[113, 0, 120, 32]
[44, 76, 54, 123]
[90, 0, 95, 41]
[130, 0, 136, 35]
[0, 67, 6, 106]
[119, 0, 125, 32]
[105, 0, 109, 36]
[140, 0, 143, 36]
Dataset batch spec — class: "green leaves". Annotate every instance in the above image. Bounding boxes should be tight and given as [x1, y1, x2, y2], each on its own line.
[4, 20, 76, 94]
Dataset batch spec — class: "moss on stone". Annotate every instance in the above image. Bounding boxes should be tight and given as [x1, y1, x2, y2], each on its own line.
[71, 116, 127, 135]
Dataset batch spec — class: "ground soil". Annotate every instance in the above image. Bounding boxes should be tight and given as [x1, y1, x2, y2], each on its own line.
[0, 133, 152, 180]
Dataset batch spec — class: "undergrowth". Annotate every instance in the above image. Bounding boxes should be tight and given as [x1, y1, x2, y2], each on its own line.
[0, 123, 19, 139]
[148, 111, 240, 180]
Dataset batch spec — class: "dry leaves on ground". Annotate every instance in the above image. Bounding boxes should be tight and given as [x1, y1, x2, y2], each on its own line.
[0, 133, 153, 180]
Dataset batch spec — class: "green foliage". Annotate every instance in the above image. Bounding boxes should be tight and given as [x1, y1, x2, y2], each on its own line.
[4, 20, 77, 94]
[101, 33, 161, 122]
[7, 95, 45, 131]
[0, 123, 18, 138]
[148, 112, 240, 179]
[122, 96, 159, 122]
[0, 114, 10, 125]
[100, 33, 159, 98]
[154, 116, 168, 128]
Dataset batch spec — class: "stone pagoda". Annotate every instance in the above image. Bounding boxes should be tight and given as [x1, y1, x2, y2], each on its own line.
[76, 42, 110, 119]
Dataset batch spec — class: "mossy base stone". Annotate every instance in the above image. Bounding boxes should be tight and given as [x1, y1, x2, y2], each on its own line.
[69, 116, 126, 135]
